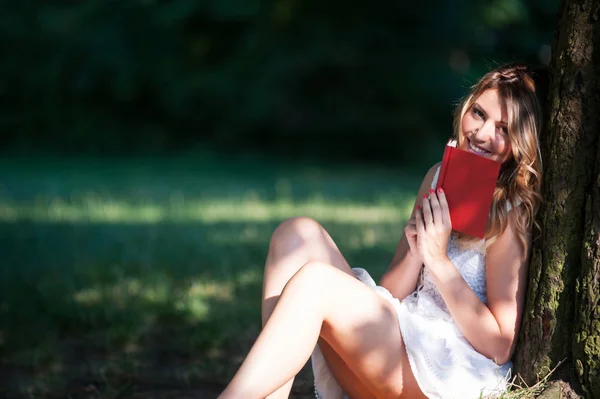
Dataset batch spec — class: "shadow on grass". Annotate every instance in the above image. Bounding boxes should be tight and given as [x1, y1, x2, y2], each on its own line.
[0, 218, 400, 398]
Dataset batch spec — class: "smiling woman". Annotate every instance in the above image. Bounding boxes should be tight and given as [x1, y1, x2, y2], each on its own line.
[452, 64, 542, 252]
[461, 90, 511, 161]
[218, 64, 545, 399]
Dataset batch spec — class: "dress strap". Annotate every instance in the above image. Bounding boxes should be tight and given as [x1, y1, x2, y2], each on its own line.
[430, 166, 441, 190]
[506, 198, 522, 213]
[431, 140, 455, 190]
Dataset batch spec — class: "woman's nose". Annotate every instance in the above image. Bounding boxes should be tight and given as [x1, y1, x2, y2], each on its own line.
[474, 120, 495, 142]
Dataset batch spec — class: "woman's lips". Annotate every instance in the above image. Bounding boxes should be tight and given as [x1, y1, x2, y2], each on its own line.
[468, 138, 490, 155]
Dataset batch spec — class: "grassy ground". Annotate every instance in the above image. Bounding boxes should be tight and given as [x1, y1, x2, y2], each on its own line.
[0, 155, 422, 398]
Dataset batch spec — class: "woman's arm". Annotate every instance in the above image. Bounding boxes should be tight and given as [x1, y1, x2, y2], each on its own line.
[435, 208, 529, 364]
[379, 162, 441, 300]
[421, 202, 530, 364]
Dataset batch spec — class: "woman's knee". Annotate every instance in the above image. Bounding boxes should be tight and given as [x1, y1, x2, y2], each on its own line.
[269, 216, 325, 255]
[283, 260, 332, 293]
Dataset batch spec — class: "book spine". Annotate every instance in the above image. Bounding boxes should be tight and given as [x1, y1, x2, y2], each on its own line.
[436, 145, 452, 189]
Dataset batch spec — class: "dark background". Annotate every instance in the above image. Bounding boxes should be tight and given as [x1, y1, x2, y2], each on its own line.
[0, 2, 562, 396]
[1, 0, 558, 165]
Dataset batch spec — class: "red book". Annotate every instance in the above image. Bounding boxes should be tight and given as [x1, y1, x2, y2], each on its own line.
[435, 142, 501, 238]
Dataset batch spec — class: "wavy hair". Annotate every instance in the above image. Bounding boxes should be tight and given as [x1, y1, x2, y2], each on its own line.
[452, 64, 544, 258]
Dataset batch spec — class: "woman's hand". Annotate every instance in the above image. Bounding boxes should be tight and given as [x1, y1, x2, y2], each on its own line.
[404, 215, 421, 261]
[414, 188, 452, 268]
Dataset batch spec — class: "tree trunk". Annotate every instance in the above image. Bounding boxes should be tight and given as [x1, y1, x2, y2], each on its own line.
[513, 0, 600, 397]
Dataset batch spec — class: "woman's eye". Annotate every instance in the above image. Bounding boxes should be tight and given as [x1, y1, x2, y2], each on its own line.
[472, 108, 484, 119]
[498, 126, 508, 135]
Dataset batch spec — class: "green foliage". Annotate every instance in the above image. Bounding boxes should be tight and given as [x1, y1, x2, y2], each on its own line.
[0, 0, 559, 163]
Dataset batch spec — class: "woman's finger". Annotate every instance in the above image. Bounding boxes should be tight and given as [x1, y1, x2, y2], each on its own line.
[436, 188, 452, 227]
[405, 216, 417, 238]
[415, 205, 426, 236]
[421, 194, 434, 227]
[428, 189, 443, 226]
[405, 222, 417, 236]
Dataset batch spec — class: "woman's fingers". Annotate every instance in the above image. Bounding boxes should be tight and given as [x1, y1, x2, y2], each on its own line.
[421, 194, 434, 226]
[436, 188, 452, 227]
[415, 205, 426, 236]
[405, 219, 417, 236]
[428, 189, 443, 226]
[404, 225, 417, 254]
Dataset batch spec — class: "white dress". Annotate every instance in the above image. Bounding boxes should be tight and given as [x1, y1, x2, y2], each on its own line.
[311, 168, 514, 399]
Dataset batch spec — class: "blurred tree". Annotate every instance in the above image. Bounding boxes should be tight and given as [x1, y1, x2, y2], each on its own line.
[513, 0, 599, 397]
[0, 0, 559, 163]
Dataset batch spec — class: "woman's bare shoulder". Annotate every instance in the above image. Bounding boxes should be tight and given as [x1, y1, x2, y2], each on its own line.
[427, 161, 442, 175]
[402, 162, 443, 215]
[418, 162, 442, 192]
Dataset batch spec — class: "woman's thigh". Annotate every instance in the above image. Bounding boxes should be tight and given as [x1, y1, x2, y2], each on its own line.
[319, 338, 425, 399]
[298, 262, 426, 399]
[317, 338, 377, 399]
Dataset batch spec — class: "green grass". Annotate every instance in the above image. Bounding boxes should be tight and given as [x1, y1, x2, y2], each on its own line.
[0, 155, 421, 397]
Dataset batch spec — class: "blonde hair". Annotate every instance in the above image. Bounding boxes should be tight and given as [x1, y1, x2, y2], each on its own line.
[452, 64, 543, 258]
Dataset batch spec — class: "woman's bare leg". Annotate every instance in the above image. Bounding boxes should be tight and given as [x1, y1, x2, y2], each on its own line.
[219, 261, 425, 399]
[316, 337, 377, 399]
[262, 217, 355, 323]
[261, 217, 356, 398]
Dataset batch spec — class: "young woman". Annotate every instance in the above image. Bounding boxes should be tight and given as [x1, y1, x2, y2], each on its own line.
[218, 64, 544, 399]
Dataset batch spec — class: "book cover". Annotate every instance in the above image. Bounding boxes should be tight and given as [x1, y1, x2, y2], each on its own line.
[435, 141, 501, 238]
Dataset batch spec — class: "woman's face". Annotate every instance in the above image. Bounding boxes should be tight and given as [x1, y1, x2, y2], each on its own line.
[460, 89, 512, 163]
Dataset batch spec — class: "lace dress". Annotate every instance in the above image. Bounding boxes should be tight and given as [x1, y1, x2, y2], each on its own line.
[311, 168, 514, 399]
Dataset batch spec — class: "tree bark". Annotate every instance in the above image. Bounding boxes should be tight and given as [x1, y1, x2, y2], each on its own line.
[513, 0, 600, 397]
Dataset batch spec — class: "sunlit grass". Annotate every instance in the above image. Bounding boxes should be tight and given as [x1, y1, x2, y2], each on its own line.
[495, 361, 564, 399]
[0, 157, 420, 396]
[0, 194, 413, 224]
[72, 277, 236, 322]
